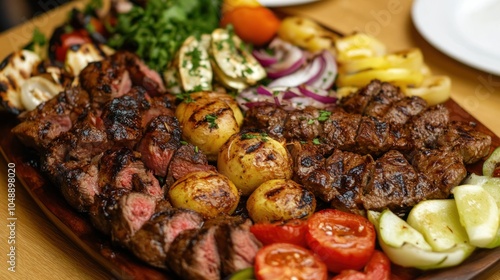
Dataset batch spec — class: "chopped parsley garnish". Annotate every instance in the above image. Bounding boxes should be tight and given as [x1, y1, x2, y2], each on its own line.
[307, 119, 315, 125]
[317, 110, 332, 122]
[194, 145, 199, 153]
[312, 138, 322, 145]
[176, 92, 194, 103]
[205, 114, 218, 129]
[107, 0, 222, 72]
[180, 140, 188, 145]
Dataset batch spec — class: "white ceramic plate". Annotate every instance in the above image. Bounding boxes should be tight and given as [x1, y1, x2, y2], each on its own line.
[412, 0, 500, 75]
[258, 0, 321, 7]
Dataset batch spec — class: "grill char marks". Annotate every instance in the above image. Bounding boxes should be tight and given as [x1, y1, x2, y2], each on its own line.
[11, 87, 90, 150]
[165, 143, 217, 187]
[129, 208, 204, 269]
[291, 142, 446, 214]
[136, 115, 181, 177]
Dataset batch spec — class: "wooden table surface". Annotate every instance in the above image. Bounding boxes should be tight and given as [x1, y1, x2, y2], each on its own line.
[0, 0, 499, 279]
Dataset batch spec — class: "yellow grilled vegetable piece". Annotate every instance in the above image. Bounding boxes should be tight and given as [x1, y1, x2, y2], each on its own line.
[218, 132, 293, 196]
[337, 68, 423, 88]
[246, 179, 316, 223]
[335, 33, 386, 62]
[168, 171, 240, 218]
[402, 75, 451, 106]
[339, 48, 424, 74]
[222, 0, 261, 14]
[278, 16, 337, 52]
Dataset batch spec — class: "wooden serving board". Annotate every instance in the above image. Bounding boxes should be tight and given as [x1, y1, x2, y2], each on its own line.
[1, 99, 499, 280]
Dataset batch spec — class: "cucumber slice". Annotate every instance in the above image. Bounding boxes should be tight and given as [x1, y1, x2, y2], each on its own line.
[483, 146, 500, 177]
[378, 209, 432, 250]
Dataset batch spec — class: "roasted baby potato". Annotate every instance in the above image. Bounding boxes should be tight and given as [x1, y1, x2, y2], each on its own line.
[175, 91, 243, 161]
[218, 132, 293, 196]
[168, 170, 240, 218]
[246, 179, 316, 223]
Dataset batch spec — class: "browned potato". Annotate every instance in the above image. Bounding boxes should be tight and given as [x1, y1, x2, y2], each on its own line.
[175, 91, 243, 161]
[167, 170, 240, 218]
[217, 132, 293, 196]
[246, 179, 316, 223]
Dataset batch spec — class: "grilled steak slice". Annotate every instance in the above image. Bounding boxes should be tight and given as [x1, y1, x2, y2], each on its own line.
[129, 208, 204, 269]
[117, 51, 166, 95]
[411, 148, 467, 197]
[11, 87, 89, 150]
[354, 116, 395, 155]
[102, 94, 143, 148]
[215, 218, 262, 276]
[322, 108, 362, 151]
[437, 121, 492, 164]
[110, 192, 157, 246]
[244, 103, 287, 139]
[59, 157, 101, 212]
[89, 187, 130, 235]
[98, 148, 163, 200]
[383, 96, 427, 125]
[79, 57, 131, 108]
[363, 82, 405, 118]
[165, 143, 217, 187]
[140, 95, 175, 129]
[167, 224, 221, 280]
[408, 104, 449, 149]
[136, 115, 181, 177]
[288, 141, 326, 182]
[326, 149, 375, 214]
[361, 150, 437, 213]
[284, 107, 322, 141]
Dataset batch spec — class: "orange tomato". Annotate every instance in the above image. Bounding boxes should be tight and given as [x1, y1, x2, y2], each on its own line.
[220, 6, 281, 46]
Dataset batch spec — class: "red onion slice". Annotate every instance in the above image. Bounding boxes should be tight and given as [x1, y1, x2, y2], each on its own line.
[268, 56, 323, 88]
[252, 49, 278, 67]
[266, 38, 306, 79]
[256, 85, 273, 96]
[298, 85, 337, 103]
[306, 51, 338, 90]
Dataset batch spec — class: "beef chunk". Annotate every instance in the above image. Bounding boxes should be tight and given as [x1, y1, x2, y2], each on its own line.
[408, 104, 449, 149]
[136, 115, 181, 177]
[59, 158, 101, 212]
[437, 121, 492, 164]
[89, 187, 130, 235]
[167, 225, 220, 280]
[383, 96, 427, 125]
[363, 82, 405, 118]
[288, 141, 325, 182]
[98, 148, 163, 200]
[165, 143, 216, 187]
[101, 95, 143, 148]
[244, 104, 287, 139]
[361, 150, 437, 213]
[215, 218, 262, 276]
[322, 108, 361, 151]
[326, 149, 375, 214]
[110, 192, 157, 246]
[129, 208, 204, 269]
[284, 107, 322, 141]
[411, 148, 467, 197]
[354, 116, 394, 155]
[340, 79, 384, 114]
[11, 87, 89, 150]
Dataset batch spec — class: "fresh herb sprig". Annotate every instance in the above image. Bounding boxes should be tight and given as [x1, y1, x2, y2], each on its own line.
[107, 0, 222, 72]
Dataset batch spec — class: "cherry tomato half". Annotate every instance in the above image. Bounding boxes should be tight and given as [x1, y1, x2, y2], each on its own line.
[306, 209, 376, 273]
[220, 6, 280, 46]
[332, 250, 391, 280]
[255, 243, 328, 280]
[55, 29, 91, 62]
[250, 219, 308, 247]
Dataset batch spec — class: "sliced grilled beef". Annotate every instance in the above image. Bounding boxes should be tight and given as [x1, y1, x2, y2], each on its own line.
[165, 143, 217, 187]
[284, 107, 322, 141]
[101, 95, 143, 148]
[129, 208, 204, 269]
[354, 116, 395, 155]
[243, 103, 287, 139]
[408, 104, 450, 149]
[110, 192, 157, 246]
[79, 57, 131, 109]
[11, 87, 89, 150]
[98, 148, 163, 200]
[322, 108, 362, 151]
[89, 187, 130, 235]
[383, 96, 427, 125]
[215, 218, 262, 276]
[117, 51, 166, 95]
[140, 96, 175, 129]
[363, 81, 405, 118]
[437, 121, 492, 164]
[340, 79, 388, 114]
[326, 149, 375, 214]
[167, 223, 221, 280]
[361, 150, 437, 213]
[410, 148, 467, 197]
[136, 115, 181, 177]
